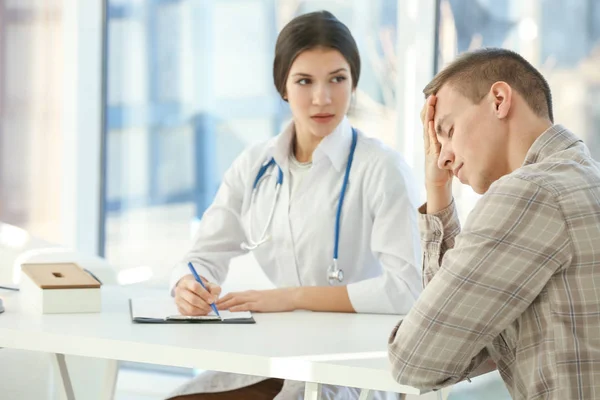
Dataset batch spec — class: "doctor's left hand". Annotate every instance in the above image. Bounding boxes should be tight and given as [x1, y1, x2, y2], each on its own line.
[216, 288, 297, 313]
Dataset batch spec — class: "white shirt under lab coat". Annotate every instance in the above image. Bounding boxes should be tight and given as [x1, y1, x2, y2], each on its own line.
[168, 117, 421, 399]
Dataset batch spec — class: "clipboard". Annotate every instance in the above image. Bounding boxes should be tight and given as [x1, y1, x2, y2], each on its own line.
[128, 297, 256, 324]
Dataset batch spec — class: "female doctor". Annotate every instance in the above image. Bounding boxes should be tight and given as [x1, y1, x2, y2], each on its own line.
[168, 10, 421, 400]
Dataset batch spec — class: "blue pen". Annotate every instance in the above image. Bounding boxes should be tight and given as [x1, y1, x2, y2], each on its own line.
[187, 262, 222, 320]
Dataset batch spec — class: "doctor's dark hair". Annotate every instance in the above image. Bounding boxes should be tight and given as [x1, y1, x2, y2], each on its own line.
[273, 10, 360, 100]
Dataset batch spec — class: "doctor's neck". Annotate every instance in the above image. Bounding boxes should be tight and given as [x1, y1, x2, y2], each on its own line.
[293, 125, 326, 163]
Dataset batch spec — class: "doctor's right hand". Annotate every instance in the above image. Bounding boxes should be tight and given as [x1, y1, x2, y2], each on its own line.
[174, 274, 222, 316]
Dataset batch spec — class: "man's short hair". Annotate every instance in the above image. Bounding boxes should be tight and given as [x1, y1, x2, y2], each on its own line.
[424, 48, 554, 122]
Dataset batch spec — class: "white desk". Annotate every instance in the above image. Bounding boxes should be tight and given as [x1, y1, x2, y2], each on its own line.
[0, 285, 447, 400]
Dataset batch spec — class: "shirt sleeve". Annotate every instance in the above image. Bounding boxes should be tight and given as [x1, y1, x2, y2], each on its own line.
[169, 151, 250, 294]
[388, 176, 572, 389]
[347, 153, 423, 314]
[417, 200, 461, 286]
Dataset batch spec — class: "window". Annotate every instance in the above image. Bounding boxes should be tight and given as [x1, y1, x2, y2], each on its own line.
[0, 0, 64, 243]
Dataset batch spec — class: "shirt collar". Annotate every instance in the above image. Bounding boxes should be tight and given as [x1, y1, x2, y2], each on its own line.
[312, 116, 353, 172]
[266, 116, 353, 172]
[267, 122, 294, 170]
[522, 124, 583, 166]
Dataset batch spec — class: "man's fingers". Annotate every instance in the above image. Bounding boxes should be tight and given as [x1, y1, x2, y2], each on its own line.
[422, 95, 437, 134]
[423, 104, 433, 140]
[428, 94, 437, 108]
[428, 120, 439, 148]
[425, 95, 437, 122]
[426, 104, 434, 123]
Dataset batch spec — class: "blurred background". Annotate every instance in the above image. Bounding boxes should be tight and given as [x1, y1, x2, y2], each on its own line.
[0, 0, 598, 398]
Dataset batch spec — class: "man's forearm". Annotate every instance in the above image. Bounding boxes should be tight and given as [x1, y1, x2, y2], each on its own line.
[425, 181, 453, 214]
[419, 197, 461, 286]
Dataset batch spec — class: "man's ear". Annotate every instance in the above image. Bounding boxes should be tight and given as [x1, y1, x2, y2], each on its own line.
[489, 81, 512, 119]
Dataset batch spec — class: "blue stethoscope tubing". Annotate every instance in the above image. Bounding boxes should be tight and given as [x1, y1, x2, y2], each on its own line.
[243, 158, 284, 249]
[241, 128, 358, 284]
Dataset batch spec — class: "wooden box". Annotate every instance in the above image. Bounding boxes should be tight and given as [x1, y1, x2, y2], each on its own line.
[21, 263, 101, 314]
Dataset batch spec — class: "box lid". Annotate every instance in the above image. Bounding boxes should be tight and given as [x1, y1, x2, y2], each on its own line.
[21, 263, 101, 289]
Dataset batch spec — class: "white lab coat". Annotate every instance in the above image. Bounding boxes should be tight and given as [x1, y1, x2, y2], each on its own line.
[167, 117, 421, 400]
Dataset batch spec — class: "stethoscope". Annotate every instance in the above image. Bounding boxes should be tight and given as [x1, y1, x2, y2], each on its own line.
[241, 128, 358, 285]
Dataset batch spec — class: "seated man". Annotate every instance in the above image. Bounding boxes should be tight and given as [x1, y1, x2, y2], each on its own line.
[388, 47, 600, 399]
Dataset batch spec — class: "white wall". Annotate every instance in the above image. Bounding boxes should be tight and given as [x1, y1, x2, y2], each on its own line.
[61, 0, 104, 256]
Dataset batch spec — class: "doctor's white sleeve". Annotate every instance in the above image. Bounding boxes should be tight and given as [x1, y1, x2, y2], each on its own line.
[169, 151, 249, 294]
[346, 153, 423, 314]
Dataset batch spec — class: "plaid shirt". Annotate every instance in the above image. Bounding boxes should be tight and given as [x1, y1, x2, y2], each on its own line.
[388, 125, 600, 399]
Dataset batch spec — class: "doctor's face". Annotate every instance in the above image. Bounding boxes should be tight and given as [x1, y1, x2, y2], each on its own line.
[285, 47, 353, 139]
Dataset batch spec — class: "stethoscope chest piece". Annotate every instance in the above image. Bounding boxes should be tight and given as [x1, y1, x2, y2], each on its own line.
[327, 261, 344, 285]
